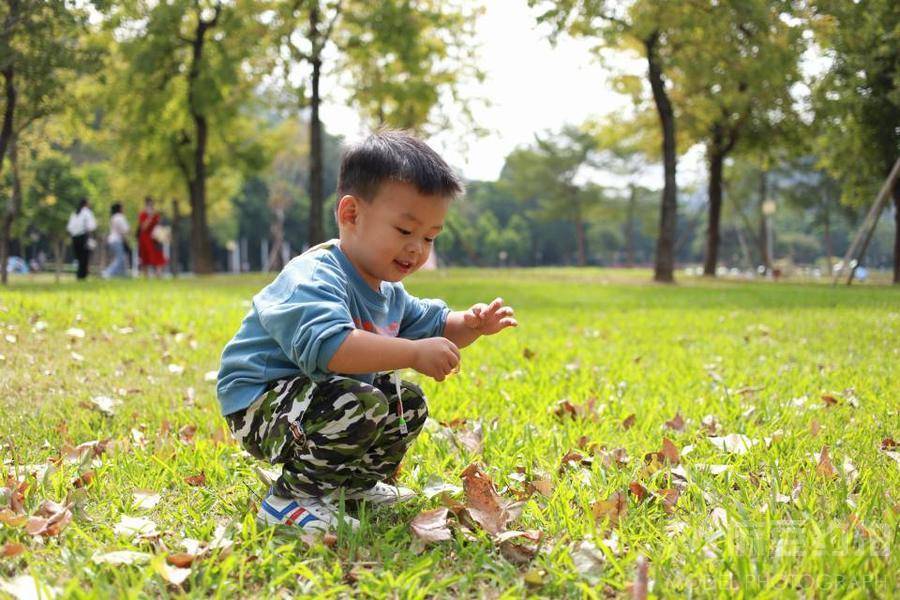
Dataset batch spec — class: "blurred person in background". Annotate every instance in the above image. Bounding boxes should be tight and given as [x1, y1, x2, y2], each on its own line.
[66, 198, 97, 280]
[102, 202, 130, 278]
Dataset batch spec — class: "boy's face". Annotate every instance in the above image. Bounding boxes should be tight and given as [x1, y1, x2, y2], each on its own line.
[338, 180, 450, 290]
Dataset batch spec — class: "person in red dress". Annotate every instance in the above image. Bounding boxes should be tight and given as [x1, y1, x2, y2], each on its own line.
[137, 196, 167, 277]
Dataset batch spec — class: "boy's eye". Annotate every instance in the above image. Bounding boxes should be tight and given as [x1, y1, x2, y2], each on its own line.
[396, 227, 412, 236]
[424, 237, 435, 243]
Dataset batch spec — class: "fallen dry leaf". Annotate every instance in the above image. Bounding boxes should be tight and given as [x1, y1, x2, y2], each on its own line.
[1, 542, 25, 558]
[498, 530, 541, 565]
[701, 414, 721, 435]
[628, 482, 649, 502]
[90, 396, 122, 416]
[657, 488, 680, 514]
[422, 476, 462, 499]
[456, 421, 483, 454]
[570, 540, 605, 585]
[155, 562, 191, 586]
[630, 556, 649, 600]
[113, 515, 158, 538]
[92, 550, 151, 566]
[0, 575, 60, 599]
[0, 509, 26, 527]
[410, 508, 452, 543]
[460, 463, 518, 535]
[72, 470, 94, 489]
[591, 491, 627, 526]
[559, 450, 592, 471]
[178, 424, 197, 444]
[664, 414, 685, 432]
[622, 414, 636, 430]
[166, 553, 196, 568]
[132, 490, 161, 510]
[184, 472, 206, 487]
[816, 445, 837, 478]
[810, 419, 821, 437]
[708, 433, 756, 454]
[522, 348, 536, 360]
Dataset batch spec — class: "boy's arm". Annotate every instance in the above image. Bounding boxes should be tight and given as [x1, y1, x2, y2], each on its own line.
[327, 329, 460, 380]
[443, 298, 518, 349]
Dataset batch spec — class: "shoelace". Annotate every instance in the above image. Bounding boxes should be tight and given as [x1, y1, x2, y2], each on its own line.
[393, 371, 408, 435]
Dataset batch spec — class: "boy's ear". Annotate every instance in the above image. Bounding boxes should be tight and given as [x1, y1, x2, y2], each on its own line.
[336, 195, 359, 227]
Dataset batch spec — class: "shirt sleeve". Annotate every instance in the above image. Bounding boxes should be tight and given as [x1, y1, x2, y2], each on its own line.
[398, 287, 450, 340]
[255, 265, 355, 379]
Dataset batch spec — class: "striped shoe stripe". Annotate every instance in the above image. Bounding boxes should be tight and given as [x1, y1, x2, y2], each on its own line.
[262, 499, 299, 520]
[285, 507, 307, 525]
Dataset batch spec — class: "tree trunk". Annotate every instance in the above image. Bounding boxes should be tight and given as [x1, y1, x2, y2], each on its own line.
[170, 198, 180, 277]
[822, 201, 833, 275]
[645, 32, 677, 283]
[185, 8, 218, 275]
[307, 3, 325, 246]
[0, 136, 19, 285]
[893, 180, 899, 284]
[703, 132, 725, 277]
[54, 239, 63, 283]
[0, 66, 15, 183]
[575, 214, 586, 267]
[758, 168, 770, 271]
[625, 184, 636, 267]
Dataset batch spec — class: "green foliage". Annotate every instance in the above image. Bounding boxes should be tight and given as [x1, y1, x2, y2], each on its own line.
[811, 0, 900, 206]
[339, 0, 484, 134]
[24, 156, 87, 241]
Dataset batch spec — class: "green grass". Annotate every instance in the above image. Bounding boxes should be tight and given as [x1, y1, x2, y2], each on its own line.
[1, 269, 898, 598]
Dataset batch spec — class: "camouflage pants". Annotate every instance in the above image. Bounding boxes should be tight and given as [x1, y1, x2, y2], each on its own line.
[225, 373, 429, 498]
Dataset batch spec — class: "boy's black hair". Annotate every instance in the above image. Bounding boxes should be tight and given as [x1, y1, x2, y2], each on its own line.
[337, 130, 464, 201]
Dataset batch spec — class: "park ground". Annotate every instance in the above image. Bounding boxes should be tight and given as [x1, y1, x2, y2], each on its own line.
[0, 269, 898, 598]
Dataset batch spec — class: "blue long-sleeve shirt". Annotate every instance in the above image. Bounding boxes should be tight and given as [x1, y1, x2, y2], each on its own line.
[216, 240, 449, 415]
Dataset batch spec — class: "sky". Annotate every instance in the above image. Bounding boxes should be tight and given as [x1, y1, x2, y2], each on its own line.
[316, 1, 694, 185]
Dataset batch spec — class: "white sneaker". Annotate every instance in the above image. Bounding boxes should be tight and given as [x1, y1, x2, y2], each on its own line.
[257, 488, 359, 531]
[343, 482, 417, 506]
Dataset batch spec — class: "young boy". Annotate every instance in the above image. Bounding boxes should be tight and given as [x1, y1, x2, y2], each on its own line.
[217, 131, 517, 532]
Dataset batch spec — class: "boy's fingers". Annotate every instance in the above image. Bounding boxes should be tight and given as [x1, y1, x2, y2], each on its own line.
[496, 307, 514, 317]
[500, 318, 518, 328]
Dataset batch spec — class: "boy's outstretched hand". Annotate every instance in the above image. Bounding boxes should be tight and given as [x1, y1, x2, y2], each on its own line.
[462, 297, 518, 335]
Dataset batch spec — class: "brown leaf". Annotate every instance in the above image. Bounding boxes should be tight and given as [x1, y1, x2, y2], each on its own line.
[522, 348, 536, 360]
[1, 542, 25, 558]
[456, 421, 483, 454]
[816, 446, 836, 478]
[24, 516, 48, 536]
[0, 509, 26, 527]
[664, 413, 685, 432]
[178, 424, 197, 444]
[700, 414, 720, 435]
[821, 394, 839, 407]
[72, 470, 95, 488]
[632, 556, 649, 600]
[628, 482, 649, 502]
[460, 463, 516, 535]
[810, 420, 821, 437]
[661, 438, 680, 464]
[657, 488, 680, 514]
[322, 533, 338, 548]
[529, 474, 554, 498]
[167, 553, 196, 568]
[881, 437, 897, 451]
[410, 508, 452, 543]
[622, 414, 636, 430]
[559, 450, 592, 472]
[597, 447, 630, 469]
[591, 491, 627, 526]
[5, 476, 27, 513]
[184, 472, 206, 487]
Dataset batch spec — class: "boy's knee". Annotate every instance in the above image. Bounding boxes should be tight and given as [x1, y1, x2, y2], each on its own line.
[308, 378, 389, 446]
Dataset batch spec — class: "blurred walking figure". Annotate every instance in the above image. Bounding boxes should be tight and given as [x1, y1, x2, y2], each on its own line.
[137, 196, 167, 277]
[66, 198, 97, 280]
[102, 203, 130, 278]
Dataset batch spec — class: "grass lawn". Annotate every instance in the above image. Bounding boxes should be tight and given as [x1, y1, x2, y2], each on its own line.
[1, 269, 898, 598]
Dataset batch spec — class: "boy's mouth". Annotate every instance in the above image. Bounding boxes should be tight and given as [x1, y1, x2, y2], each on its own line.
[393, 259, 413, 273]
